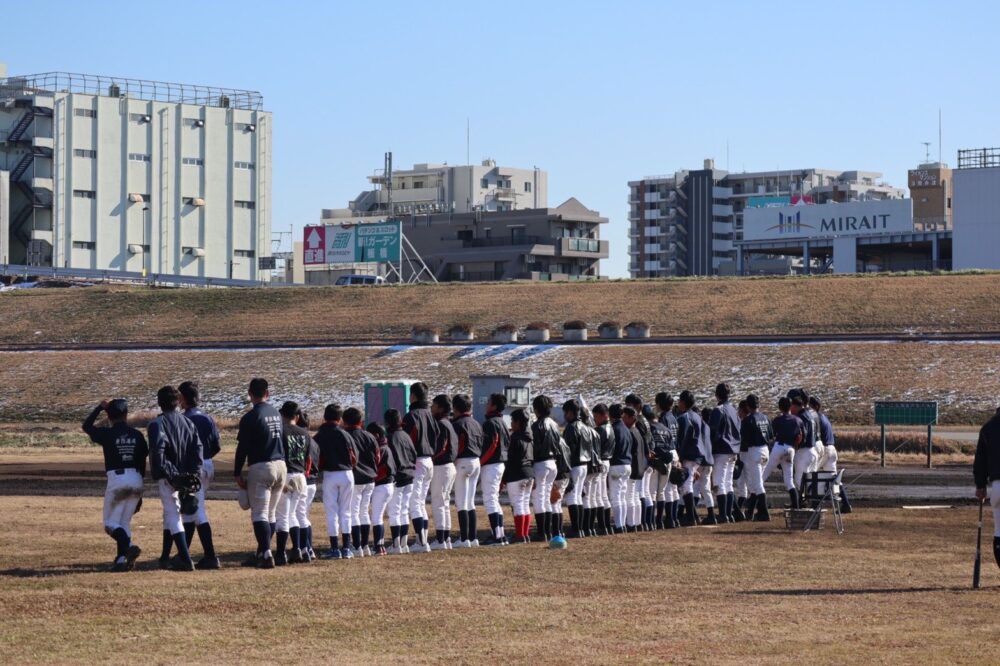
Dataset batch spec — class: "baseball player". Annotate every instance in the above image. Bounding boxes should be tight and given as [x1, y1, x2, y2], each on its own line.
[675, 391, 709, 527]
[451, 394, 483, 548]
[646, 404, 677, 530]
[974, 407, 1000, 570]
[697, 408, 718, 524]
[83, 399, 147, 572]
[607, 403, 633, 534]
[403, 382, 438, 553]
[368, 421, 397, 556]
[591, 403, 615, 536]
[709, 383, 741, 524]
[810, 396, 851, 513]
[233, 378, 287, 569]
[790, 397, 819, 504]
[503, 408, 534, 544]
[429, 394, 458, 550]
[315, 404, 356, 560]
[654, 393, 680, 529]
[384, 409, 417, 554]
[739, 394, 773, 522]
[274, 401, 313, 565]
[621, 406, 646, 532]
[733, 399, 751, 521]
[625, 395, 655, 530]
[148, 385, 203, 571]
[550, 433, 572, 539]
[344, 407, 378, 557]
[176, 381, 220, 569]
[763, 397, 803, 510]
[530, 395, 561, 542]
[300, 410, 320, 561]
[562, 398, 597, 538]
[480, 393, 511, 546]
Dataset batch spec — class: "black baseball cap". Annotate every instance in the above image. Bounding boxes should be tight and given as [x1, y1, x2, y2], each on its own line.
[106, 399, 128, 419]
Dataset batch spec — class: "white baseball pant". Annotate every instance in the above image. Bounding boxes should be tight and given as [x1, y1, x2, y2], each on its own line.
[626, 478, 641, 526]
[552, 477, 570, 513]
[352, 482, 375, 527]
[431, 463, 456, 531]
[711, 453, 736, 495]
[389, 482, 413, 527]
[506, 478, 533, 516]
[182, 458, 214, 526]
[276, 472, 307, 532]
[742, 446, 769, 495]
[371, 482, 395, 528]
[680, 460, 713, 505]
[454, 458, 481, 512]
[322, 470, 355, 537]
[480, 463, 505, 515]
[762, 443, 795, 491]
[793, 447, 819, 494]
[302, 482, 317, 529]
[596, 460, 611, 508]
[608, 464, 630, 527]
[531, 460, 558, 514]
[990, 480, 1000, 538]
[409, 456, 433, 522]
[158, 478, 184, 535]
[103, 470, 143, 536]
[566, 465, 588, 506]
[248, 460, 287, 524]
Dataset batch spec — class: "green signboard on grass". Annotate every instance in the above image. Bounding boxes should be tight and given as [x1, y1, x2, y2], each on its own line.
[874, 401, 938, 426]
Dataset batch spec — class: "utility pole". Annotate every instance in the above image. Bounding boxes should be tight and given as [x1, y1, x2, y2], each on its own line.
[385, 151, 393, 217]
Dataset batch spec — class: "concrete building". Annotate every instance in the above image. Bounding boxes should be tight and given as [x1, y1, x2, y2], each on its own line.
[300, 198, 608, 284]
[908, 162, 953, 231]
[953, 147, 1000, 270]
[324, 160, 547, 221]
[0, 70, 272, 281]
[628, 161, 902, 278]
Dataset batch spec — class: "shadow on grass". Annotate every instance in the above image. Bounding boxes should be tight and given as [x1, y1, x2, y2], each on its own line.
[744, 585, 975, 597]
[0, 551, 259, 578]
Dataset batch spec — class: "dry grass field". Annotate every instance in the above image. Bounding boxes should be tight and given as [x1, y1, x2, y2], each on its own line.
[2, 272, 1000, 346]
[1, 341, 998, 424]
[0, 496, 997, 665]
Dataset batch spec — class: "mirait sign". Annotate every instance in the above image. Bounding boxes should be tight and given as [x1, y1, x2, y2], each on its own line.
[741, 198, 913, 241]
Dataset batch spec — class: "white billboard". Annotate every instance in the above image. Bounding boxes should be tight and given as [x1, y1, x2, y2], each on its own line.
[742, 199, 913, 241]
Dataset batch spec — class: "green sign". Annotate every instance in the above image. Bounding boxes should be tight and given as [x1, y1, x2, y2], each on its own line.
[355, 222, 401, 263]
[874, 401, 938, 426]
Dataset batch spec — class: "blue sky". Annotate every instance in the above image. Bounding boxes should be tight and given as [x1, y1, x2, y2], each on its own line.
[5, 1, 998, 277]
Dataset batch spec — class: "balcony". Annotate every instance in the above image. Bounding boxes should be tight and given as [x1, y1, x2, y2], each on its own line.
[558, 237, 609, 257]
[492, 187, 517, 201]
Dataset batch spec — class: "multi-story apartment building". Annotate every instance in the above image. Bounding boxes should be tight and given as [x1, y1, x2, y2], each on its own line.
[0, 70, 272, 281]
[323, 159, 548, 221]
[629, 161, 903, 278]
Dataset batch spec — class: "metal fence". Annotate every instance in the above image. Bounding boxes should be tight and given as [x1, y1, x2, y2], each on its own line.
[957, 147, 1000, 170]
[0, 264, 269, 288]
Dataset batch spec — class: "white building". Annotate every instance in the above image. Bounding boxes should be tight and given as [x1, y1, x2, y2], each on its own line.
[953, 147, 1000, 270]
[0, 70, 272, 281]
[323, 159, 547, 221]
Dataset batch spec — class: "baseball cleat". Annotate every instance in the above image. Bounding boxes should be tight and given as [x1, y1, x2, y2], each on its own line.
[386, 545, 401, 555]
[124, 545, 142, 570]
[158, 556, 171, 570]
[111, 559, 128, 573]
[274, 550, 288, 566]
[169, 556, 195, 572]
[340, 547, 354, 560]
[287, 549, 304, 564]
[195, 556, 221, 570]
[429, 541, 447, 551]
[322, 549, 341, 560]
[376, 545, 387, 556]
[363, 546, 373, 557]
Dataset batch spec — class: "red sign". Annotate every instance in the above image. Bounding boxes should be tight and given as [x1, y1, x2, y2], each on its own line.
[303, 225, 326, 265]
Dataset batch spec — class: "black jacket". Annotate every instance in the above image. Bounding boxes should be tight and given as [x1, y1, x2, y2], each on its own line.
[234, 402, 284, 475]
[563, 419, 597, 467]
[710, 401, 742, 456]
[346, 426, 379, 484]
[677, 409, 710, 465]
[373, 436, 397, 486]
[596, 422, 615, 460]
[798, 408, 821, 449]
[433, 418, 457, 465]
[503, 430, 534, 482]
[649, 419, 675, 468]
[452, 413, 484, 459]
[305, 438, 321, 483]
[974, 410, 1000, 489]
[388, 428, 417, 486]
[773, 413, 804, 448]
[148, 410, 203, 481]
[480, 414, 510, 465]
[83, 405, 148, 476]
[531, 417, 561, 462]
[740, 412, 774, 452]
[629, 424, 648, 479]
[283, 422, 313, 475]
[610, 419, 633, 466]
[403, 403, 439, 458]
[315, 422, 356, 472]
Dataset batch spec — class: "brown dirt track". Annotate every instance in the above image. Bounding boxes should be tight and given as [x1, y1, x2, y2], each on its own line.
[3, 272, 1000, 346]
[0, 496, 997, 665]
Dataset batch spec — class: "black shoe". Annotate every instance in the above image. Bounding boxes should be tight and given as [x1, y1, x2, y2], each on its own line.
[754, 494, 771, 522]
[788, 489, 801, 510]
[994, 536, 1000, 570]
[274, 550, 288, 566]
[195, 556, 221, 570]
[744, 494, 757, 522]
[111, 559, 129, 573]
[287, 548, 304, 564]
[257, 553, 276, 569]
[124, 545, 142, 571]
[733, 497, 746, 523]
[613, 526, 625, 534]
[158, 556, 171, 570]
[702, 509, 719, 526]
[169, 556, 195, 572]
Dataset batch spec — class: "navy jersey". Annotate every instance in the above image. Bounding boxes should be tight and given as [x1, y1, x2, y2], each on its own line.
[83, 405, 149, 476]
[772, 413, 804, 447]
[315, 422, 356, 472]
[610, 419, 633, 466]
[234, 402, 284, 475]
[148, 410, 203, 481]
[677, 410, 710, 464]
[740, 412, 773, 451]
[710, 401, 742, 456]
[346, 426, 379, 484]
[282, 422, 313, 475]
[818, 413, 835, 448]
[184, 407, 221, 460]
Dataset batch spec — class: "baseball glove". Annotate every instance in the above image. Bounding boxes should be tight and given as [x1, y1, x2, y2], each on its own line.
[550, 485, 563, 504]
[668, 465, 689, 486]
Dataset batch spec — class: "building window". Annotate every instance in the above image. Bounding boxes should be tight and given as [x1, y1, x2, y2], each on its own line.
[481, 178, 489, 188]
[234, 161, 255, 170]
[129, 153, 151, 162]
[72, 241, 96, 250]
[234, 200, 256, 209]
[73, 149, 96, 158]
[234, 249, 255, 258]
[524, 182, 532, 193]
[182, 157, 204, 166]
[74, 108, 96, 118]
[73, 190, 96, 199]
[413, 181, 423, 189]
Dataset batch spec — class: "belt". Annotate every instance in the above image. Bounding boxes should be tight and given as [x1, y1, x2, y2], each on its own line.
[112, 468, 128, 475]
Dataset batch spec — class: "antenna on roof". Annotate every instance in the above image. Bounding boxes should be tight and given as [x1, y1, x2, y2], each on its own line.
[938, 109, 943, 164]
[921, 141, 931, 163]
[466, 118, 470, 166]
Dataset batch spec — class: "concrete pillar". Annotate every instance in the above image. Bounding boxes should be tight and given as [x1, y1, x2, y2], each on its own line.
[737, 246, 744, 275]
[931, 236, 939, 270]
[803, 241, 810, 275]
